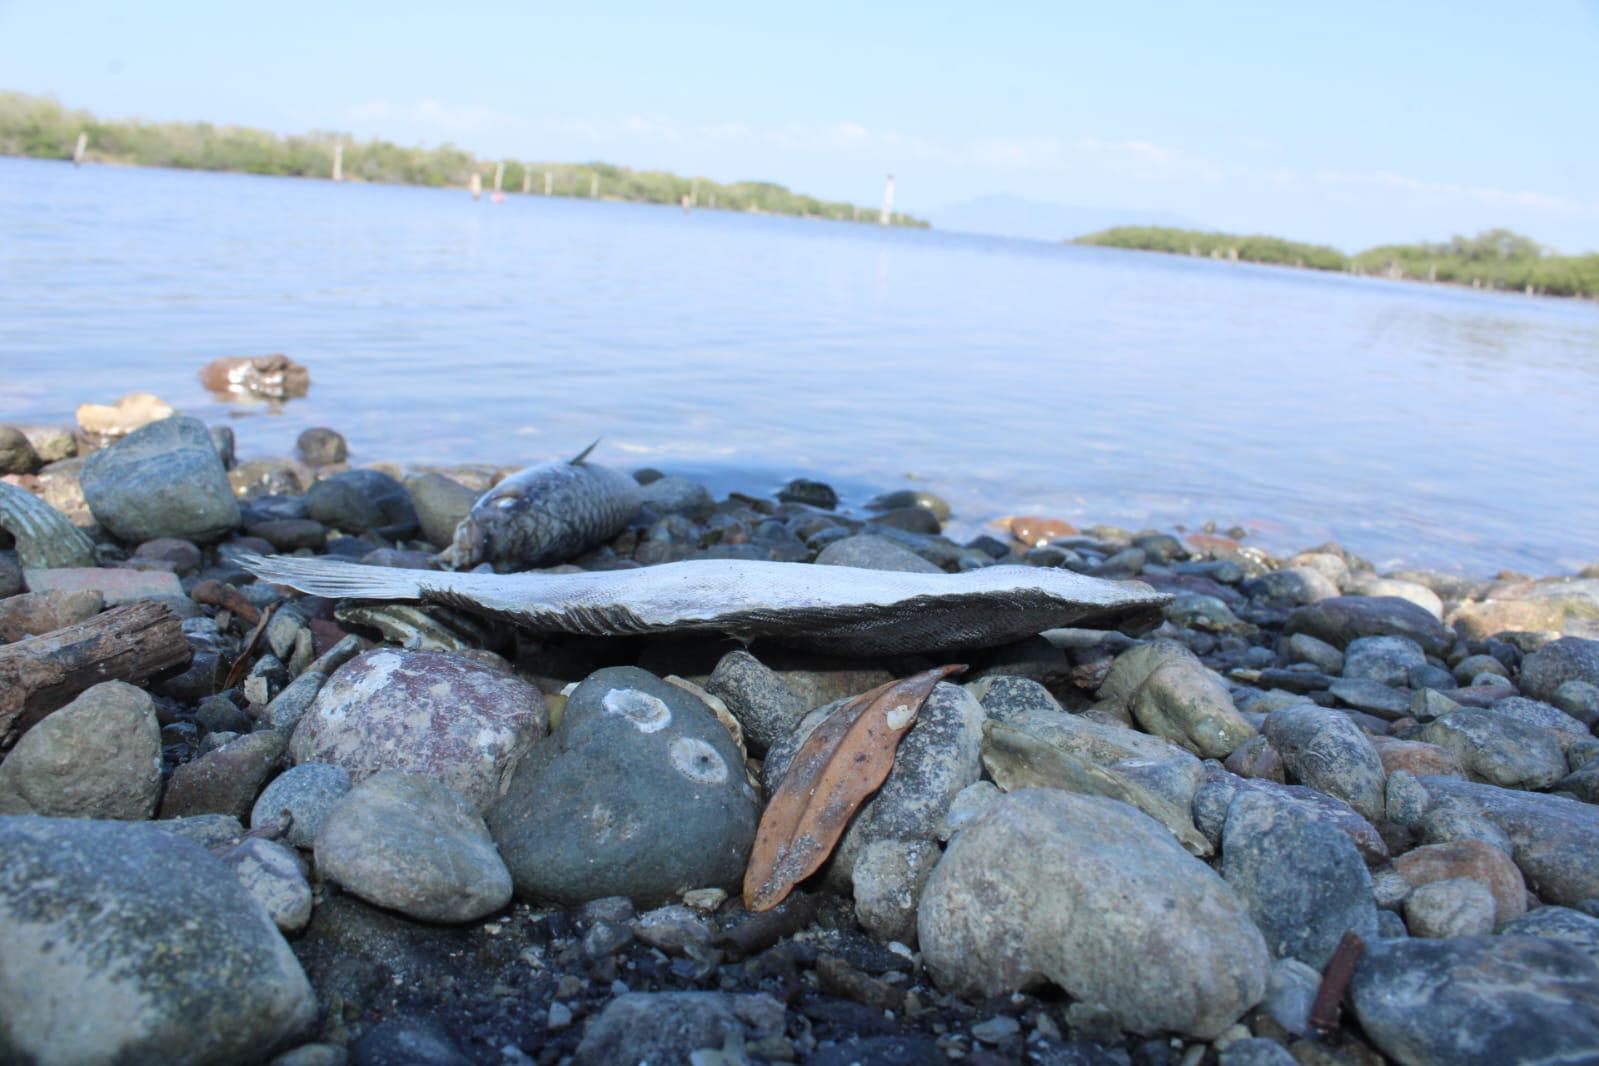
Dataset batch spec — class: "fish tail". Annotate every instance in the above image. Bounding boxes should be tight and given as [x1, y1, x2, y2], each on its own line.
[237, 552, 427, 601]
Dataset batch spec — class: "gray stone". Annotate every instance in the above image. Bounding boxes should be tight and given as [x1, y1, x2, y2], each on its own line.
[1410, 687, 1463, 721]
[852, 838, 942, 945]
[295, 427, 347, 466]
[0, 817, 315, 1063]
[1218, 1040, 1297, 1066]
[1412, 775, 1599, 905]
[1420, 709, 1567, 789]
[1286, 633, 1344, 674]
[252, 763, 353, 849]
[939, 780, 1001, 840]
[487, 666, 758, 906]
[1499, 907, 1599, 965]
[704, 649, 808, 756]
[1100, 642, 1255, 758]
[815, 534, 942, 573]
[1328, 677, 1413, 719]
[972, 675, 1069, 720]
[1345, 575, 1445, 618]
[305, 469, 416, 537]
[1487, 696, 1590, 752]
[80, 416, 241, 543]
[1263, 704, 1386, 824]
[632, 904, 713, 956]
[1404, 877, 1496, 938]
[1552, 680, 1599, 726]
[221, 836, 314, 933]
[1262, 957, 1321, 1035]
[638, 476, 712, 518]
[1521, 637, 1599, 703]
[290, 648, 547, 813]
[160, 729, 285, 821]
[1343, 635, 1427, 686]
[573, 991, 787, 1066]
[404, 472, 477, 548]
[0, 681, 161, 819]
[1453, 653, 1508, 685]
[315, 771, 511, 923]
[0, 425, 40, 474]
[1285, 596, 1453, 656]
[1221, 790, 1378, 969]
[918, 789, 1268, 1039]
[1253, 567, 1339, 605]
[1351, 936, 1599, 1066]
[1194, 770, 1388, 865]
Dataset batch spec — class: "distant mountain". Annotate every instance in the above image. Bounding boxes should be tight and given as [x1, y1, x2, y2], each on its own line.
[927, 194, 1199, 243]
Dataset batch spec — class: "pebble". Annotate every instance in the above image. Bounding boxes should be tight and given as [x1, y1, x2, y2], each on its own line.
[0, 817, 315, 1063]
[850, 837, 942, 944]
[1420, 708, 1567, 789]
[1345, 574, 1445, 618]
[1403, 876, 1497, 937]
[304, 469, 417, 537]
[1519, 636, 1599, 702]
[1262, 704, 1387, 824]
[74, 391, 174, 437]
[248, 518, 328, 551]
[1342, 634, 1427, 686]
[1104, 641, 1257, 757]
[221, 836, 315, 933]
[1285, 595, 1454, 656]
[870, 489, 952, 521]
[404, 472, 478, 547]
[1194, 770, 1389, 865]
[0, 680, 162, 819]
[639, 475, 713, 518]
[252, 762, 354, 849]
[0, 587, 102, 640]
[0, 424, 41, 474]
[159, 728, 286, 821]
[632, 904, 714, 955]
[572, 991, 787, 1066]
[289, 648, 547, 812]
[1220, 789, 1378, 969]
[704, 649, 809, 755]
[486, 666, 758, 906]
[80, 414, 241, 543]
[815, 533, 943, 573]
[1350, 936, 1599, 1066]
[1552, 679, 1599, 725]
[777, 477, 838, 509]
[1286, 632, 1344, 674]
[315, 770, 512, 923]
[1251, 566, 1340, 605]
[918, 789, 1268, 1039]
[295, 427, 348, 466]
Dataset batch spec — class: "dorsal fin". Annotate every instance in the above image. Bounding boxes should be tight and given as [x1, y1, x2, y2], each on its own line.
[569, 438, 601, 465]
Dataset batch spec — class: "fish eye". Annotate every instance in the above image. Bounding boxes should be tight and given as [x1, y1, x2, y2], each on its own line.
[495, 497, 519, 510]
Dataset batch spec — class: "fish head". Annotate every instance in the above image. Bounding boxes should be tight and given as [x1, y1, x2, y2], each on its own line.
[440, 513, 490, 570]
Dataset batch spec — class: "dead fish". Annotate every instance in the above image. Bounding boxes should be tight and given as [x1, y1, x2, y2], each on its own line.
[0, 480, 96, 570]
[239, 552, 1167, 656]
[440, 441, 641, 571]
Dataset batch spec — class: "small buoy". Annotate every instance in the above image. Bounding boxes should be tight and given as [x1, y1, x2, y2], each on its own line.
[492, 192, 505, 204]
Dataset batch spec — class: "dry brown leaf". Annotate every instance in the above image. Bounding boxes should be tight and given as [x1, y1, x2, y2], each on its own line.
[742, 663, 965, 912]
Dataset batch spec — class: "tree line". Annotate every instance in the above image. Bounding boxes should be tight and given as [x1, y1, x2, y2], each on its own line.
[0, 91, 926, 227]
[1076, 225, 1599, 298]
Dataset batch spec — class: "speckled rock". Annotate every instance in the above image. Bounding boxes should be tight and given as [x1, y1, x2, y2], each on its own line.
[220, 836, 314, 933]
[1391, 840, 1525, 924]
[1516, 636, 1599, 703]
[1350, 936, 1599, 1066]
[1499, 907, 1599, 965]
[1194, 770, 1388, 866]
[289, 648, 547, 813]
[1420, 708, 1567, 789]
[80, 415, 241, 543]
[0, 817, 315, 1064]
[315, 771, 511, 923]
[1263, 704, 1387, 824]
[1342, 635, 1427, 686]
[1486, 696, 1590, 752]
[0, 681, 161, 820]
[919, 789, 1268, 1039]
[1220, 789, 1378, 969]
[704, 649, 809, 756]
[251, 763, 353, 849]
[1285, 596, 1453, 656]
[1403, 877, 1497, 938]
[487, 666, 758, 906]
[851, 838, 942, 945]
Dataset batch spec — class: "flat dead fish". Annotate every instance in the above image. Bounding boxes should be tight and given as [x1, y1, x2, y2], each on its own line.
[239, 553, 1168, 656]
[0, 480, 96, 570]
[440, 441, 641, 571]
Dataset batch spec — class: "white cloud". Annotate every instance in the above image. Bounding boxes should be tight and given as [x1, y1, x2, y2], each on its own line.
[1316, 170, 1599, 214]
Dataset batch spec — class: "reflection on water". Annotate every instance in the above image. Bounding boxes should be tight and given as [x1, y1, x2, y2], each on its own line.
[2, 156, 1596, 574]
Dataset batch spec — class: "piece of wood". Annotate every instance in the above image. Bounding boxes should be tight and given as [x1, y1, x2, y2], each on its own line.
[0, 601, 191, 746]
[1309, 930, 1366, 1033]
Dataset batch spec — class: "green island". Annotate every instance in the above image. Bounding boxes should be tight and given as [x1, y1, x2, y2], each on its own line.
[0, 91, 926, 227]
[1076, 225, 1599, 299]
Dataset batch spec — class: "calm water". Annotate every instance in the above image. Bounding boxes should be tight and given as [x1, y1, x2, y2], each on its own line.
[2, 156, 1596, 574]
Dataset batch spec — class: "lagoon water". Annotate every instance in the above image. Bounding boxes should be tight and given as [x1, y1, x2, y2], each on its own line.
[2, 155, 1595, 574]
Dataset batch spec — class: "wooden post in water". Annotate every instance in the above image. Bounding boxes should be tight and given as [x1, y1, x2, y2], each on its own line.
[590, 172, 599, 198]
[522, 168, 532, 194]
[544, 170, 553, 195]
[690, 177, 699, 208]
[469, 172, 483, 200]
[332, 144, 343, 183]
[493, 161, 504, 193]
[709, 193, 717, 209]
[879, 174, 894, 225]
[73, 132, 87, 166]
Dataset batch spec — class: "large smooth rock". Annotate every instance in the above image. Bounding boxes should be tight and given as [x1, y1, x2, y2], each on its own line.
[1221, 789, 1377, 970]
[1411, 776, 1599, 906]
[1099, 642, 1254, 757]
[315, 771, 511, 923]
[815, 535, 943, 574]
[289, 648, 547, 812]
[1285, 596, 1453, 656]
[0, 817, 315, 1064]
[1522, 637, 1599, 702]
[305, 469, 417, 537]
[404, 472, 477, 548]
[80, 415, 240, 543]
[487, 666, 758, 906]
[0, 681, 161, 819]
[918, 789, 1268, 1039]
[1342, 635, 1427, 686]
[1350, 936, 1599, 1066]
[572, 991, 787, 1066]
[1420, 709, 1567, 789]
[1489, 696, 1592, 753]
[1263, 704, 1386, 824]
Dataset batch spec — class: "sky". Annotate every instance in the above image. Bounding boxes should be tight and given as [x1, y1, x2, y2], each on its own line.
[3, 0, 1598, 250]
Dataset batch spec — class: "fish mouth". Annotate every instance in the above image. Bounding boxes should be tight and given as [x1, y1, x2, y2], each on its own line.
[440, 518, 488, 571]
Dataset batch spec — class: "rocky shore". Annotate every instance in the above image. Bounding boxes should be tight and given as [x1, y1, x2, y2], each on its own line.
[3, 393, 1599, 1066]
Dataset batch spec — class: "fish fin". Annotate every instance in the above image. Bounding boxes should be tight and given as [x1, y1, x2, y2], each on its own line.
[568, 438, 601, 465]
[236, 552, 427, 602]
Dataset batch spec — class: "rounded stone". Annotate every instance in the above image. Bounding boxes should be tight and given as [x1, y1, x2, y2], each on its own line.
[815, 535, 942, 574]
[638, 476, 713, 518]
[0, 817, 316, 1064]
[1520, 637, 1599, 703]
[1263, 704, 1387, 824]
[486, 666, 758, 907]
[220, 836, 314, 933]
[80, 415, 241, 543]
[289, 648, 547, 813]
[404, 472, 479, 548]
[0, 425, 41, 475]
[314, 771, 512, 923]
[304, 469, 416, 537]
[252, 763, 354, 849]
[0, 680, 162, 820]
[1403, 877, 1497, 938]
[777, 478, 839, 510]
[918, 789, 1268, 1039]
[1342, 635, 1427, 686]
[295, 427, 348, 466]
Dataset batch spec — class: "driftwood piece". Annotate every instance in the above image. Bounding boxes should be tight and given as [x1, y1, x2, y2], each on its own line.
[0, 601, 191, 746]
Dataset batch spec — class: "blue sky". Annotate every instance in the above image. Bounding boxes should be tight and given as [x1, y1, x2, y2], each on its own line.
[3, 0, 1597, 250]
